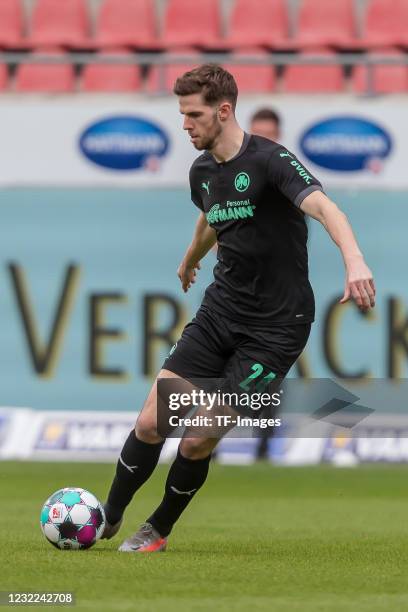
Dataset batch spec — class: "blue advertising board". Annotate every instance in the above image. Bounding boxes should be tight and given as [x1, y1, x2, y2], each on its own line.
[300, 116, 392, 172]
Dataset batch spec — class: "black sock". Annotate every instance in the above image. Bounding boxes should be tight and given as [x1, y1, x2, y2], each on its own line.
[105, 430, 164, 524]
[148, 449, 211, 537]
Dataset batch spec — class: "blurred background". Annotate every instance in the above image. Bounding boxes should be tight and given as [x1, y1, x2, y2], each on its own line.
[0, 0, 407, 465]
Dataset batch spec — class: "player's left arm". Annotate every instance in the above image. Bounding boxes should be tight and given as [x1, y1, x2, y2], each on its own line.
[300, 190, 375, 312]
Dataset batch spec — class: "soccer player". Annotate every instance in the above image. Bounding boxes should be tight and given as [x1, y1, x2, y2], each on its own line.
[102, 65, 375, 552]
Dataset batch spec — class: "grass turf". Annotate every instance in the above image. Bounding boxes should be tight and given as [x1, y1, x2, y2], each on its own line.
[0, 462, 407, 611]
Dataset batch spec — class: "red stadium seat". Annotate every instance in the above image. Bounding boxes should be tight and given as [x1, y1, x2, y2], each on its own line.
[225, 0, 289, 49]
[295, 0, 356, 49]
[352, 49, 408, 93]
[81, 51, 142, 92]
[224, 50, 276, 92]
[361, 0, 408, 48]
[282, 50, 345, 93]
[29, 0, 90, 48]
[161, 0, 222, 49]
[15, 50, 75, 92]
[145, 49, 200, 93]
[0, 63, 9, 90]
[94, 0, 158, 49]
[0, 0, 24, 48]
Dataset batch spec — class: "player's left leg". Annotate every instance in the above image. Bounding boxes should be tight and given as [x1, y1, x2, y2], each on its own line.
[118, 435, 220, 552]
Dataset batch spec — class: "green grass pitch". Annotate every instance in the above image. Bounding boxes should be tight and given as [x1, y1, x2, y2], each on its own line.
[1, 461, 408, 611]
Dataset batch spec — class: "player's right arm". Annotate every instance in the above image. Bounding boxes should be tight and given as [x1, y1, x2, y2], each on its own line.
[177, 212, 217, 293]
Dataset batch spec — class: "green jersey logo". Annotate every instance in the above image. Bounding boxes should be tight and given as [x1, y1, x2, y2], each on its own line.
[234, 172, 250, 192]
[201, 180, 210, 195]
[206, 200, 255, 225]
[169, 342, 178, 356]
[280, 151, 313, 185]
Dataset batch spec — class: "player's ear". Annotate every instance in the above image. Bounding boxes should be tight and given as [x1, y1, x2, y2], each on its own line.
[218, 102, 232, 122]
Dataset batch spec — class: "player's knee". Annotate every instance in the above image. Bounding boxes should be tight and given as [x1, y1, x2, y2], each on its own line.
[135, 415, 162, 444]
[179, 437, 215, 460]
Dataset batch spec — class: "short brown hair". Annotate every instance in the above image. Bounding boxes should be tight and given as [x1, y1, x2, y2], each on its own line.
[250, 108, 281, 126]
[173, 64, 238, 110]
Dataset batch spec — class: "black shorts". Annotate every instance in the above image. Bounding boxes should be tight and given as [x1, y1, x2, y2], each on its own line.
[162, 305, 311, 416]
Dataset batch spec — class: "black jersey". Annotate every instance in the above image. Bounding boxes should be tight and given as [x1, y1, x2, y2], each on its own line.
[189, 133, 324, 326]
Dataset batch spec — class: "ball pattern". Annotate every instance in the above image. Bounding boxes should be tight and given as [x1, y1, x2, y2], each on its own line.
[40, 487, 105, 550]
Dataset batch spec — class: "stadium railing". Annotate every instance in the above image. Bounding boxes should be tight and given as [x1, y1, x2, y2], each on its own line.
[1, 50, 408, 95]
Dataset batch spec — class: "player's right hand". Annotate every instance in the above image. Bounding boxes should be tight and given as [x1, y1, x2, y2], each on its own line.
[177, 260, 201, 293]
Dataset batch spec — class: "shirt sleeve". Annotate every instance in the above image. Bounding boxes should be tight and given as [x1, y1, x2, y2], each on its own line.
[189, 164, 204, 211]
[267, 147, 324, 207]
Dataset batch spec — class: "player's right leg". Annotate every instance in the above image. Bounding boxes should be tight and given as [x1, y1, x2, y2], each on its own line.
[117, 402, 240, 552]
[102, 368, 187, 539]
[114, 306, 234, 550]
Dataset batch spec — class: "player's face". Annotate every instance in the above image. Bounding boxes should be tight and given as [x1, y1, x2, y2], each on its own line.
[179, 93, 223, 151]
[250, 119, 280, 142]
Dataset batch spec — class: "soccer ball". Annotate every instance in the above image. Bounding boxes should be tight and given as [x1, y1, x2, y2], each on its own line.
[40, 487, 105, 550]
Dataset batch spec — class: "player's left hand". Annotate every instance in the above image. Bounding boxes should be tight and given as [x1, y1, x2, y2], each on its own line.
[340, 256, 376, 312]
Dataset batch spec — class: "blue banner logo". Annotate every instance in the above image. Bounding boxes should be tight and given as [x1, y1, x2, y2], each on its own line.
[79, 116, 170, 171]
[300, 116, 392, 172]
